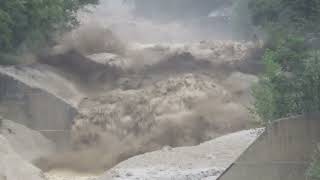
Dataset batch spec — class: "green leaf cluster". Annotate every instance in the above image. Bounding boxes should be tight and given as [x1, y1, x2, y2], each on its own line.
[252, 36, 320, 122]
[248, 0, 320, 122]
[249, 0, 320, 34]
[0, 0, 98, 56]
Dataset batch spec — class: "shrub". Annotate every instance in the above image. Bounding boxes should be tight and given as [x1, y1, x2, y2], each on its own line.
[252, 43, 320, 122]
[307, 146, 320, 180]
[0, 0, 99, 62]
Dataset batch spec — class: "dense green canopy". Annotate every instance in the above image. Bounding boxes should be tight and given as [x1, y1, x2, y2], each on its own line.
[246, 0, 320, 176]
[249, 0, 320, 34]
[0, 0, 98, 54]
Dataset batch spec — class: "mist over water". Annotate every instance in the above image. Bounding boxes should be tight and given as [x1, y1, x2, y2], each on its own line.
[79, 0, 235, 43]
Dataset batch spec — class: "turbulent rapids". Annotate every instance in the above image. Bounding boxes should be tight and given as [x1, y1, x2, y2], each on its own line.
[0, 1, 264, 180]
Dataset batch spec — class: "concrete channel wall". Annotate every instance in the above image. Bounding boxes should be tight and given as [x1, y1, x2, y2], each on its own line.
[0, 73, 76, 145]
[217, 115, 320, 180]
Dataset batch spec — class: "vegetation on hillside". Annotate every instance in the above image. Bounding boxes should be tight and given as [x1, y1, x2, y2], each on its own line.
[246, 0, 320, 178]
[249, 0, 320, 34]
[248, 0, 320, 122]
[0, 0, 98, 65]
[307, 145, 320, 180]
[308, 159, 320, 179]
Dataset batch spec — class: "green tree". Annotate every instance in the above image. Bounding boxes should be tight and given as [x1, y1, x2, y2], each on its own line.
[241, 0, 320, 176]
[249, 0, 320, 34]
[248, 0, 320, 122]
[252, 37, 320, 122]
[0, 0, 98, 61]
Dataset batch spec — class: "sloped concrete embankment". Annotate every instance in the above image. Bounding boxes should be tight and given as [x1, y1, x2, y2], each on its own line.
[0, 135, 46, 180]
[0, 66, 79, 146]
[97, 129, 263, 180]
[217, 114, 320, 180]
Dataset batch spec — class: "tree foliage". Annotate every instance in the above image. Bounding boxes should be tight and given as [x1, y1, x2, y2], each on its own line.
[0, 0, 98, 55]
[249, 0, 320, 34]
[248, 0, 320, 122]
[307, 147, 320, 180]
[247, 0, 320, 177]
[252, 39, 320, 122]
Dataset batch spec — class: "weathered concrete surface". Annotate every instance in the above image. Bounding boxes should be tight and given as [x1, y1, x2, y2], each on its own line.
[1, 119, 56, 163]
[92, 129, 263, 180]
[0, 135, 46, 180]
[0, 65, 78, 145]
[217, 114, 320, 180]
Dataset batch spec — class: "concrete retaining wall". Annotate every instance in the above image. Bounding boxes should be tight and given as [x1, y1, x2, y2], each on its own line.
[0, 73, 76, 145]
[217, 115, 320, 180]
